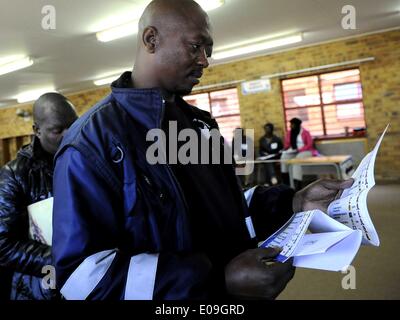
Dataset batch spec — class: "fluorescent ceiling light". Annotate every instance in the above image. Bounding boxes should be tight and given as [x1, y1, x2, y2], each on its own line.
[212, 34, 303, 60]
[195, 0, 225, 11]
[96, 21, 138, 42]
[94, 75, 120, 86]
[96, 0, 224, 43]
[16, 87, 56, 103]
[0, 56, 33, 76]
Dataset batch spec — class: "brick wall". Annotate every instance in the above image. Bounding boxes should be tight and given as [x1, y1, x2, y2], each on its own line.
[0, 30, 398, 180]
[199, 30, 400, 181]
[0, 87, 110, 164]
[0, 87, 110, 140]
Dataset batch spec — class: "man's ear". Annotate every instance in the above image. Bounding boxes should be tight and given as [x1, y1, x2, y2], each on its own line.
[33, 123, 40, 138]
[142, 26, 159, 53]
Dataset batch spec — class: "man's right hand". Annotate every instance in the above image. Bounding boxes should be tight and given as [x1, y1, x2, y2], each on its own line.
[225, 247, 295, 300]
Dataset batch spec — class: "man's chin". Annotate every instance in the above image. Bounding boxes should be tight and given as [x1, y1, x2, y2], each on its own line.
[176, 86, 194, 96]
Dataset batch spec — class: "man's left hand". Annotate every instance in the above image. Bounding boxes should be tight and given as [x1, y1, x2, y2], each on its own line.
[292, 178, 354, 213]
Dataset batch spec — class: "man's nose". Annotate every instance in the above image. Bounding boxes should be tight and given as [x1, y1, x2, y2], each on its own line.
[197, 48, 209, 68]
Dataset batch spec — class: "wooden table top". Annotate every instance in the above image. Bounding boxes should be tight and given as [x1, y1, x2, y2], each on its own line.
[285, 155, 352, 164]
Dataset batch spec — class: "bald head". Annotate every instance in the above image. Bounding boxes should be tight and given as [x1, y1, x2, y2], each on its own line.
[33, 92, 78, 155]
[138, 0, 207, 37]
[133, 0, 213, 100]
[33, 92, 75, 125]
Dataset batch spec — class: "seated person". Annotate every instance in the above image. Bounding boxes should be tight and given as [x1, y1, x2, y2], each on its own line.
[259, 123, 283, 185]
[281, 118, 317, 190]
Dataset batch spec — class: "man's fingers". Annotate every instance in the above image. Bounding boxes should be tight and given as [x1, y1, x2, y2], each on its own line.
[341, 178, 355, 189]
[335, 188, 347, 200]
[267, 259, 295, 278]
[320, 178, 354, 190]
[333, 179, 354, 199]
[269, 262, 296, 298]
[254, 247, 282, 260]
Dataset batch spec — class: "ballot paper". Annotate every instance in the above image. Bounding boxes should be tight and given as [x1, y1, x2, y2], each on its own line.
[282, 148, 297, 155]
[27, 197, 53, 245]
[259, 125, 389, 271]
[257, 154, 278, 160]
[326, 124, 389, 246]
[259, 210, 363, 271]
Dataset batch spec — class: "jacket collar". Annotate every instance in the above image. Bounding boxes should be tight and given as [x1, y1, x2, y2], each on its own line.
[18, 136, 53, 169]
[111, 71, 165, 130]
[111, 71, 192, 130]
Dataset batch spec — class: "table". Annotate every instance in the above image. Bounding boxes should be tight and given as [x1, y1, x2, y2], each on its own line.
[235, 158, 283, 186]
[285, 155, 354, 189]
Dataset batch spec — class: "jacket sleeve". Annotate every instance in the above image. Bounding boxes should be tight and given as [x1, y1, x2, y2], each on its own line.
[259, 137, 267, 155]
[298, 129, 314, 152]
[0, 164, 52, 277]
[284, 131, 291, 150]
[247, 184, 295, 240]
[53, 147, 212, 300]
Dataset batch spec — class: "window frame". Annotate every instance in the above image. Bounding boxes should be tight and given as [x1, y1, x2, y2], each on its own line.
[184, 87, 242, 141]
[281, 68, 366, 138]
[185, 87, 240, 118]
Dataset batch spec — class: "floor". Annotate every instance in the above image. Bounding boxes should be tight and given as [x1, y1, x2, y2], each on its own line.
[278, 184, 400, 300]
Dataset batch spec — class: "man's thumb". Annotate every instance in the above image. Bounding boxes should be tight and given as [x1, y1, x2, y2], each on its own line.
[321, 178, 354, 190]
[256, 246, 282, 260]
[340, 178, 354, 189]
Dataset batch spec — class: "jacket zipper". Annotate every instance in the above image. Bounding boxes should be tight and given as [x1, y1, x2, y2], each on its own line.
[158, 97, 190, 248]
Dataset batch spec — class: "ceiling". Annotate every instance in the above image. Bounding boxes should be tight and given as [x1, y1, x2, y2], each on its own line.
[0, 0, 399, 108]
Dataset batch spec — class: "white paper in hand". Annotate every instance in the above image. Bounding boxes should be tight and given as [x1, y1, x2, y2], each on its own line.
[259, 210, 362, 271]
[327, 124, 389, 246]
[27, 197, 53, 245]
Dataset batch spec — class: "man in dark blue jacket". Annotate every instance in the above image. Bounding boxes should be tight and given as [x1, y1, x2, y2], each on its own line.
[52, 0, 352, 300]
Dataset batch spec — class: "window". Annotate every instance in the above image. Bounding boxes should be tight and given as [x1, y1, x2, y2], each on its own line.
[184, 88, 241, 143]
[281, 69, 366, 137]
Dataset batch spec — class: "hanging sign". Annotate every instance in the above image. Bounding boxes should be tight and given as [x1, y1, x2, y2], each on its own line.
[241, 79, 271, 95]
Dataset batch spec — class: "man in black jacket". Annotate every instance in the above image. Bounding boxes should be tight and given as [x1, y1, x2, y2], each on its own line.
[0, 92, 77, 300]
